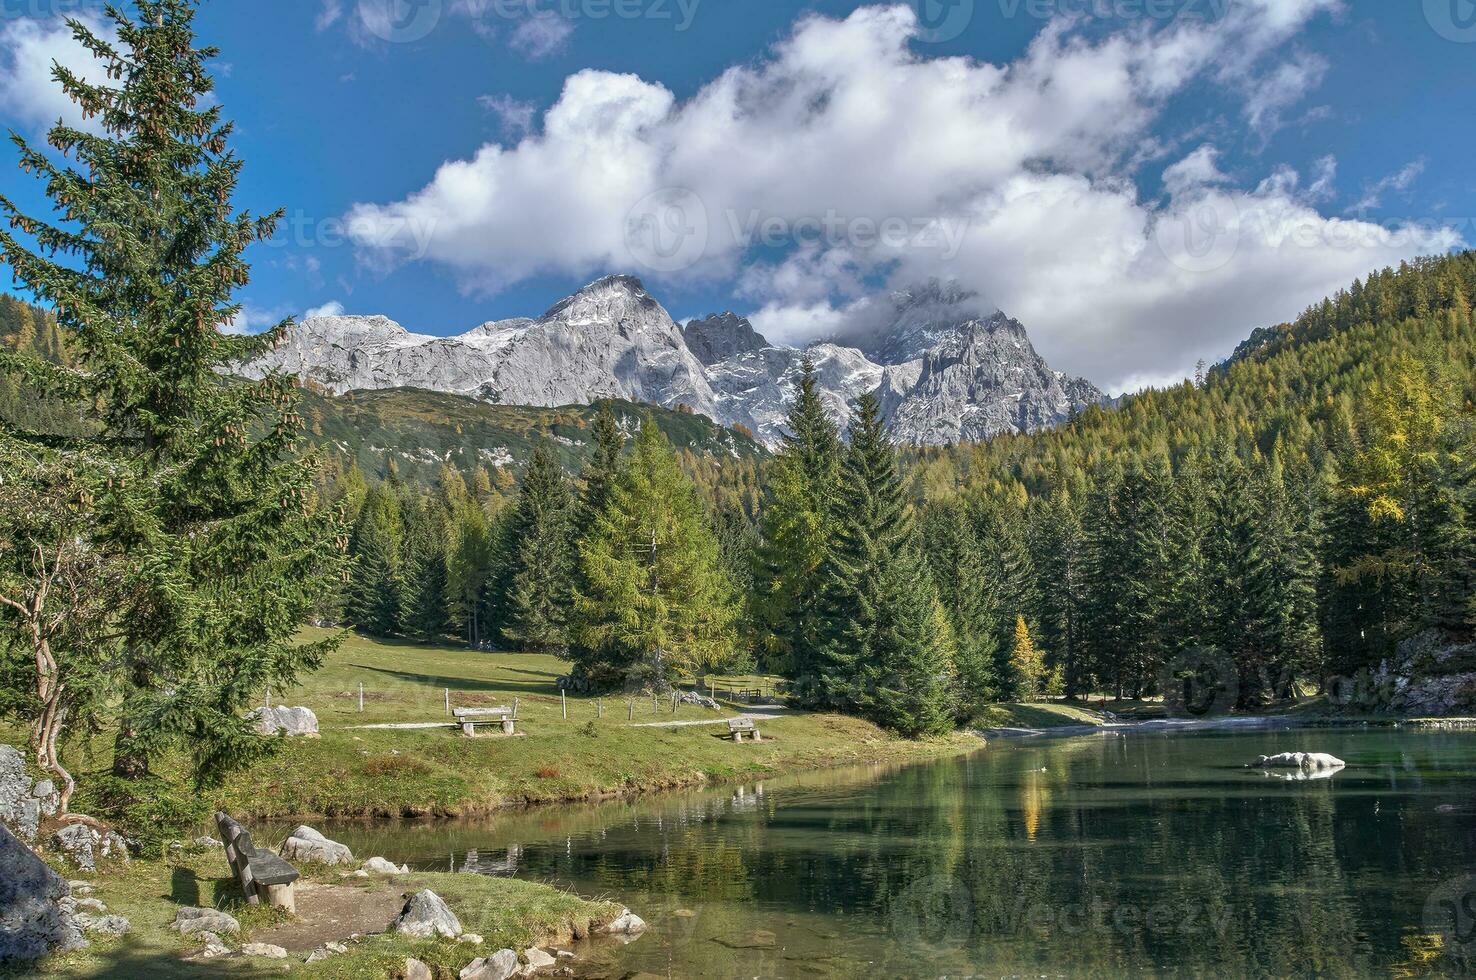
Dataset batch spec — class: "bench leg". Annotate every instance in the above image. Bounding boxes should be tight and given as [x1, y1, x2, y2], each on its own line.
[462, 722, 476, 737]
[753, 731, 761, 742]
[263, 882, 295, 914]
[733, 730, 744, 742]
[501, 719, 514, 735]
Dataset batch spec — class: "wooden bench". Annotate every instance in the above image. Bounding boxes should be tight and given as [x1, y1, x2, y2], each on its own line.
[727, 717, 760, 742]
[215, 811, 300, 912]
[454, 705, 516, 737]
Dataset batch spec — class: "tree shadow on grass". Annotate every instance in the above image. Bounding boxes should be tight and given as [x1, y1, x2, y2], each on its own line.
[351, 665, 561, 696]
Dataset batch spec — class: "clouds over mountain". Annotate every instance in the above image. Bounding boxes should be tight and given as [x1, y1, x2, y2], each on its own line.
[333, 3, 1452, 390]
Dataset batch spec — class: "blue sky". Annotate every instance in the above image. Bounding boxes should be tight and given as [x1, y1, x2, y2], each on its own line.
[1, 0, 1473, 391]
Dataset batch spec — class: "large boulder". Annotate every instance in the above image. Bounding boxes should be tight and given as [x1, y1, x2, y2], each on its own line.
[362, 856, 409, 875]
[51, 823, 130, 873]
[0, 823, 86, 962]
[249, 705, 320, 737]
[0, 746, 59, 843]
[459, 949, 519, 980]
[280, 825, 353, 866]
[393, 889, 463, 939]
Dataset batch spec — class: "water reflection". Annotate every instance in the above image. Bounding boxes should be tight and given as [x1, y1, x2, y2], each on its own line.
[323, 729, 1476, 978]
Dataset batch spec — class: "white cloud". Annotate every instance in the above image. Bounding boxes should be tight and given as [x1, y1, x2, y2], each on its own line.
[343, 2, 1459, 390]
[478, 93, 537, 137]
[315, 0, 344, 32]
[508, 13, 574, 60]
[0, 14, 117, 136]
[1348, 160, 1426, 214]
[303, 300, 347, 319]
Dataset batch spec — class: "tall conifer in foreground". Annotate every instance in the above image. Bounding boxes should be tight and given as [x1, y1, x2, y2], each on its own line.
[754, 356, 842, 679]
[502, 445, 576, 653]
[0, 1, 345, 790]
[571, 419, 737, 690]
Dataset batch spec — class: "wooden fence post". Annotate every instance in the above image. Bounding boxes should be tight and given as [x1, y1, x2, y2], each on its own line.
[358, 682, 364, 712]
[444, 688, 450, 715]
[561, 690, 567, 720]
[627, 700, 634, 721]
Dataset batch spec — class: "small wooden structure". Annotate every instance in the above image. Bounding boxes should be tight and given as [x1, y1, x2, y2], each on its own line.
[727, 717, 760, 742]
[454, 705, 516, 736]
[215, 811, 300, 912]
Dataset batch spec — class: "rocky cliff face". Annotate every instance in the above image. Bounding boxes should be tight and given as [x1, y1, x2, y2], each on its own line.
[242, 275, 1104, 446]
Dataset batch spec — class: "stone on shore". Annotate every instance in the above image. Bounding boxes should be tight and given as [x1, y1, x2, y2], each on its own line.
[1251, 752, 1345, 771]
[171, 907, 241, 936]
[280, 825, 353, 866]
[460, 949, 519, 980]
[393, 889, 464, 939]
[0, 823, 87, 962]
[363, 856, 409, 874]
[521, 946, 557, 973]
[249, 705, 320, 737]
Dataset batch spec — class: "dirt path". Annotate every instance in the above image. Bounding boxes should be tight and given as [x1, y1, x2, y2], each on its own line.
[249, 882, 404, 953]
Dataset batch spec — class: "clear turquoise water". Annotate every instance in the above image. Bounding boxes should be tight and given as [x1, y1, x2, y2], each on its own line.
[325, 727, 1476, 977]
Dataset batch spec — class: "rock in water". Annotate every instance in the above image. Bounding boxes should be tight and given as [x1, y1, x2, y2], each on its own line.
[1251, 752, 1346, 771]
[281, 826, 353, 866]
[600, 908, 648, 935]
[393, 889, 463, 939]
[522, 947, 557, 972]
[171, 907, 241, 936]
[0, 823, 87, 961]
[459, 949, 519, 980]
[250, 705, 320, 737]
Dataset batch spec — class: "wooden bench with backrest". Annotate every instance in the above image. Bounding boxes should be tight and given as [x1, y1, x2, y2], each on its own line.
[215, 811, 300, 912]
[727, 717, 760, 742]
[454, 705, 516, 736]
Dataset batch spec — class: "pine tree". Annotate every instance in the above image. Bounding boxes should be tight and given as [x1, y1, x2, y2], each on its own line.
[570, 418, 737, 690]
[923, 498, 999, 715]
[1028, 487, 1085, 697]
[859, 550, 958, 737]
[754, 355, 842, 678]
[399, 493, 452, 643]
[346, 485, 404, 637]
[0, 2, 346, 788]
[502, 445, 576, 653]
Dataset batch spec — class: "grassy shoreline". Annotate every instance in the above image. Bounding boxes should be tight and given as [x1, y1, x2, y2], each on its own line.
[212, 631, 979, 821]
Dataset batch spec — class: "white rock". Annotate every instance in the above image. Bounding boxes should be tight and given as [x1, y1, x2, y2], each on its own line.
[521, 946, 557, 973]
[1252, 752, 1346, 771]
[73, 913, 129, 937]
[459, 932, 485, 944]
[171, 907, 241, 936]
[280, 826, 353, 866]
[362, 856, 409, 874]
[402, 958, 434, 980]
[600, 908, 648, 935]
[460, 949, 520, 980]
[392, 889, 463, 939]
[249, 705, 319, 737]
[242, 942, 288, 958]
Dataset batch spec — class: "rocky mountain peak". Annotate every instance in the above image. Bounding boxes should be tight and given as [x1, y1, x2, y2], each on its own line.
[683, 312, 769, 366]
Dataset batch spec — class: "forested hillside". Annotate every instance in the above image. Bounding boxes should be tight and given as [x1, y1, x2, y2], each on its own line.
[903, 252, 1476, 706]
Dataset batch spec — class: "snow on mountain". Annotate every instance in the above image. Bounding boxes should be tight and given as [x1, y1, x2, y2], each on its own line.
[241, 275, 1104, 447]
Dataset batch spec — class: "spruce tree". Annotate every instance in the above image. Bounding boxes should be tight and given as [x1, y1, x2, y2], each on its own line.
[399, 493, 452, 643]
[923, 498, 999, 715]
[346, 485, 404, 637]
[502, 445, 576, 653]
[754, 355, 842, 678]
[0, 2, 345, 788]
[570, 418, 737, 690]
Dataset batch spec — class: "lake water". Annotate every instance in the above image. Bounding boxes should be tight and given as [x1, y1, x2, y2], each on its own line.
[324, 726, 1476, 977]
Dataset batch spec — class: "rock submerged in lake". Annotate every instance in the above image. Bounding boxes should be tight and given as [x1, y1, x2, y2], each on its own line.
[599, 908, 648, 935]
[393, 888, 464, 939]
[280, 825, 353, 866]
[1251, 752, 1345, 771]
